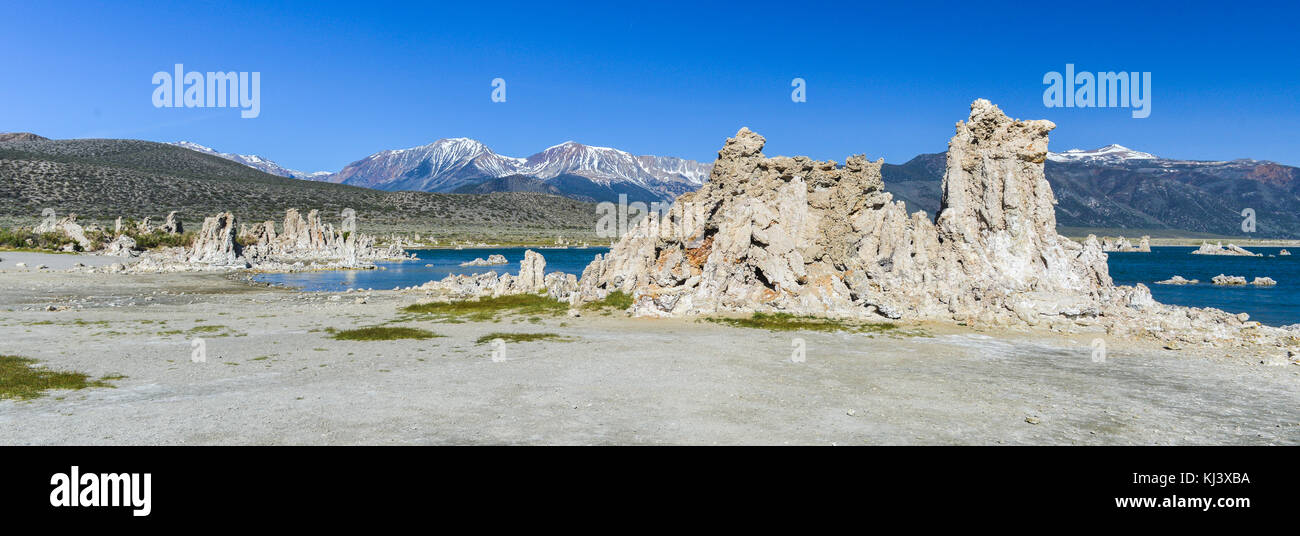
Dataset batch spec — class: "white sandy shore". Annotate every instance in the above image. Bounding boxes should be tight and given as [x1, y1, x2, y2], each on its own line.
[0, 250, 138, 271]
[0, 270, 1296, 445]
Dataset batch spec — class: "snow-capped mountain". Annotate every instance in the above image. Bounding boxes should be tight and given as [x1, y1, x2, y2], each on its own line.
[1047, 144, 1157, 164]
[170, 141, 330, 180]
[520, 141, 659, 186]
[328, 138, 713, 203]
[328, 138, 524, 193]
[172, 136, 714, 203]
[637, 155, 713, 185]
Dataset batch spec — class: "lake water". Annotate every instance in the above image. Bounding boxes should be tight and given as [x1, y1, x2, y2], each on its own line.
[254, 245, 1299, 326]
[255, 247, 609, 293]
[1109, 246, 1296, 326]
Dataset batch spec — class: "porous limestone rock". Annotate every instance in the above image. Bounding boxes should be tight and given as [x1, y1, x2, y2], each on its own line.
[1102, 236, 1150, 252]
[1211, 274, 1248, 286]
[1192, 242, 1260, 256]
[187, 212, 242, 265]
[104, 234, 139, 257]
[412, 250, 577, 300]
[129, 209, 408, 273]
[1155, 275, 1198, 285]
[569, 99, 1293, 353]
[576, 99, 1112, 324]
[1251, 277, 1277, 286]
[161, 211, 183, 234]
[460, 254, 508, 266]
[36, 213, 94, 251]
[517, 249, 546, 291]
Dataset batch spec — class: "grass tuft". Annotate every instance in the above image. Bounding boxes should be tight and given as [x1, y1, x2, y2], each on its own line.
[0, 355, 120, 400]
[705, 312, 904, 334]
[581, 290, 633, 312]
[475, 332, 576, 344]
[330, 326, 443, 341]
[402, 294, 567, 322]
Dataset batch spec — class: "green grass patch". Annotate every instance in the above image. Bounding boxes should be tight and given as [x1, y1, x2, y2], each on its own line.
[705, 312, 905, 334]
[0, 355, 120, 400]
[581, 290, 633, 312]
[402, 294, 567, 322]
[475, 332, 576, 344]
[330, 326, 443, 341]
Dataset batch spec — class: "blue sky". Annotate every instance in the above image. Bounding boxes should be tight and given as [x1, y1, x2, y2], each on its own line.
[2, 0, 1297, 172]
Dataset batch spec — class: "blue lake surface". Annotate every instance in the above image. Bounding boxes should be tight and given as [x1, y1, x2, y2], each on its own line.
[255, 245, 1299, 326]
[1108, 246, 1297, 326]
[255, 247, 609, 293]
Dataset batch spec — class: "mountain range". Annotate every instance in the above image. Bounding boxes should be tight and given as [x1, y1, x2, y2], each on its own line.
[168, 141, 332, 181]
[175, 137, 712, 204]
[18, 132, 1300, 238]
[881, 145, 1300, 237]
[0, 135, 599, 242]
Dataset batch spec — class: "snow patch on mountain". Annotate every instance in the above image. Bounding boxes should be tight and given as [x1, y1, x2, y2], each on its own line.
[169, 141, 329, 180]
[1047, 144, 1157, 164]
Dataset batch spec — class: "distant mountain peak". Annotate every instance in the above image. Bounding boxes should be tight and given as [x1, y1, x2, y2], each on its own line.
[326, 136, 712, 203]
[1048, 144, 1157, 163]
[168, 140, 330, 180]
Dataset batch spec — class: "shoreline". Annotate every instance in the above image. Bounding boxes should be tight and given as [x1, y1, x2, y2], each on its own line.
[1, 269, 1295, 445]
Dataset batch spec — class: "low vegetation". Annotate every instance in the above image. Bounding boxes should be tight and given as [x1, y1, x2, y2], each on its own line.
[330, 326, 443, 341]
[475, 332, 575, 344]
[0, 228, 78, 251]
[581, 290, 633, 312]
[0, 355, 121, 400]
[122, 229, 195, 249]
[0, 225, 194, 253]
[705, 312, 905, 334]
[402, 294, 567, 322]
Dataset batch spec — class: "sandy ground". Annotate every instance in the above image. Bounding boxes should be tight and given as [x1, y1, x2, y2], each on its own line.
[0, 250, 137, 270]
[0, 269, 1297, 445]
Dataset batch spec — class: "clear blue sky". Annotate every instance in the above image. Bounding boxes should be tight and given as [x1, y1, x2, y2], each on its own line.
[2, 0, 1297, 172]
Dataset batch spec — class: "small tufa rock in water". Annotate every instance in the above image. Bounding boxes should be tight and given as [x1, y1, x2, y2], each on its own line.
[1250, 277, 1277, 286]
[1191, 242, 1261, 256]
[1211, 274, 1248, 286]
[1155, 275, 1197, 285]
[459, 254, 508, 267]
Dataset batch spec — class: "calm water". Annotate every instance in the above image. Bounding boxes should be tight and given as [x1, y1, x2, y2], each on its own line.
[255, 247, 609, 293]
[1109, 246, 1297, 326]
[255, 245, 1299, 326]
